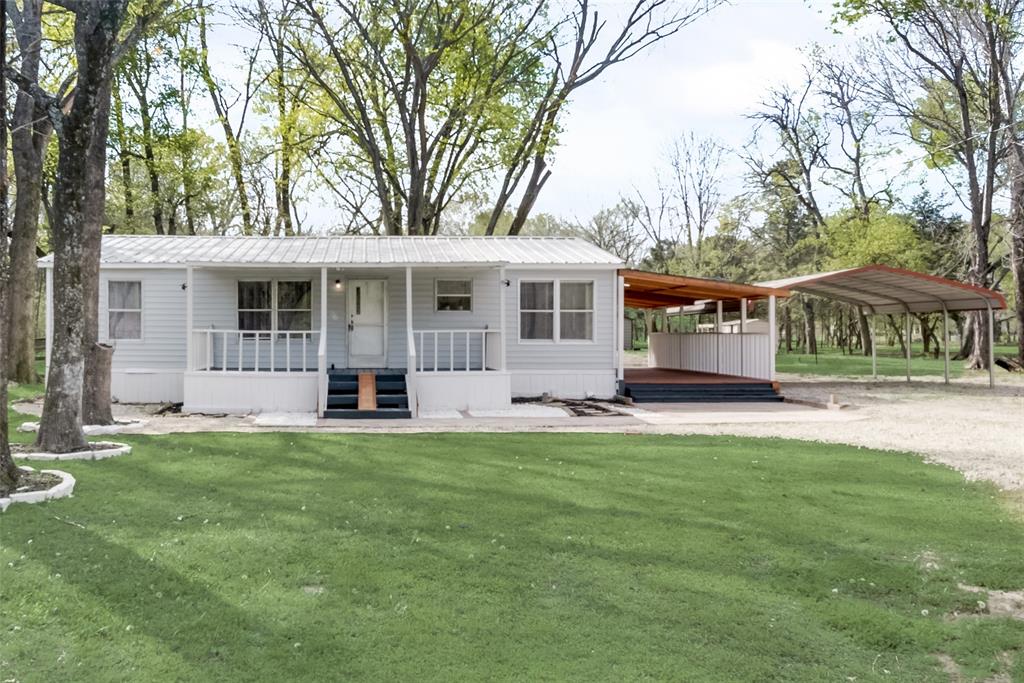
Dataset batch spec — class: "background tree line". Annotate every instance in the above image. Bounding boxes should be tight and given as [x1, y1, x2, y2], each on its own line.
[1, 0, 1022, 491]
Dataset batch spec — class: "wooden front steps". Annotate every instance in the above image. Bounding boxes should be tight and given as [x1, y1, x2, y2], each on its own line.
[324, 371, 411, 419]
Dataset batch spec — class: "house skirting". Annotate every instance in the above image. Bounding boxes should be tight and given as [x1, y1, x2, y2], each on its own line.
[414, 372, 511, 412]
[510, 369, 617, 400]
[112, 369, 184, 404]
[183, 371, 318, 414]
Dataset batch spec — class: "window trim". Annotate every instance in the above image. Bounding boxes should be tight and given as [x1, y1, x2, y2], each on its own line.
[434, 278, 474, 313]
[517, 278, 596, 345]
[107, 280, 144, 341]
[236, 279, 314, 337]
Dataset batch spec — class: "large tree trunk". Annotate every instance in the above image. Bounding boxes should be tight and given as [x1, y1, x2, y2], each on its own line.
[81, 81, 115, 426]
[6, 0, 49, 385]
[1, 0, 21, 496]
[1009, 150, 1024, 363]
[36, 0, 127, 453]
[802, 298, 817, 355]
[112, 79, 135, 229]
[858, 309, 872, 357]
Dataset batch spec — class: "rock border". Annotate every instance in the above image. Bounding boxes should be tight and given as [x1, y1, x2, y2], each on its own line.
[14, 441, 132, 461]
[0, 468, 76, 512]
[17, 420, 146, 435]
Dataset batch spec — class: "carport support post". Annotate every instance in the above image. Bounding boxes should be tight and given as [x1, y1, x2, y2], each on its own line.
[941, 304, 950, 385]
[768, 295, 777, 381]
[739, 297, 747, 377]
[867, 310, 877, 380]
[905, 311, 911, 383]
[987, 303, 995, 389]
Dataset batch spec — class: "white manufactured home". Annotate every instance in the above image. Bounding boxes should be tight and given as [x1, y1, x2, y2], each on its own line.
[38, 235, 791, 418]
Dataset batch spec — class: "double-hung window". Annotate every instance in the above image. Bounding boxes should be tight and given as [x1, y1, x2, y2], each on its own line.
[559, 281, 594, 340]
[519, 281, 555, 340]
[108, 281, 142, 340]
[519, 280, 594, 342]
[238, 280, 312, 335]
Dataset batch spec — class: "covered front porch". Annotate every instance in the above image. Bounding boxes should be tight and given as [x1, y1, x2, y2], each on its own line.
[181, 264, 511, 416]
[618, 269, 790, 402]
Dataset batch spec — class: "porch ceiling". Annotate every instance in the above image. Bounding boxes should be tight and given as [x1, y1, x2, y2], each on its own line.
[619, 269, 789, 309]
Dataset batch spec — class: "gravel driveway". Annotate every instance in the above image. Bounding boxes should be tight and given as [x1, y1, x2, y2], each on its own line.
[659, 373, 1024, 491]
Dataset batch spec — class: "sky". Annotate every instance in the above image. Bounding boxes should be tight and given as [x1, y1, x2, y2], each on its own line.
[530, 0, 862, 220]
[203, 0, 920, 230]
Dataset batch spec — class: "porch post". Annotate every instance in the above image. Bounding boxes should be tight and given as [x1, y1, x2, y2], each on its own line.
[768, 295, 777, 381]
[185, 265, 194, 371]
[715, 300, 723, 332]
[499, 265, 507, 371]
[739, 297, 747, 377]
[617, 274, 625, 383]
[320, 266, 328, 347]
[870, 314, 878, 379]
[44, 265, 53, 380]
[941, 304, 950, 385]
[987, 302, 995, 389]
[405, 265, 413, 352]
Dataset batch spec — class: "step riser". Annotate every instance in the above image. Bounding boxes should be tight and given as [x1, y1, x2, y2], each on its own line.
[323, 409, 412, 419]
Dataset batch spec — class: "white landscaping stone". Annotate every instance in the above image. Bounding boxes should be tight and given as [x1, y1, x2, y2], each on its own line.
[17, 442, 132, 461]
[0, 469, 76, 512]
[16, 420, 144, 435]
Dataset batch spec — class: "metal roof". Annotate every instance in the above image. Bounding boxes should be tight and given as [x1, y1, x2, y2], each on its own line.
[36, 235, 623, 267]
[620, 269, 789, 308]
[758, 265, 1005, 313]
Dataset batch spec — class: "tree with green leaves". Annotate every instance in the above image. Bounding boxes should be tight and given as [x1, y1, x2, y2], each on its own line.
[836, 0, 1022, 367]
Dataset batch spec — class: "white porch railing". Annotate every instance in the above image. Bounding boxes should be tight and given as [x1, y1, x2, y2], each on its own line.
[413, 329, 502, 372]
[649, 332, 773, 380]
[189, 329, 319, 373]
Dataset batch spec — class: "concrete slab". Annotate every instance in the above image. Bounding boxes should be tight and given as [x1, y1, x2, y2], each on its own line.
[468, 405, 570, 418]
[250, 412, 318, 427]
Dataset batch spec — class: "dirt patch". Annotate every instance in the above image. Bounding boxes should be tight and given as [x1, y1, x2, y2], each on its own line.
[914, 550, 943, 572]
[933, 652, 1014, 683]
[4, 470, 62, 497]
[956, 583, 1024, 621]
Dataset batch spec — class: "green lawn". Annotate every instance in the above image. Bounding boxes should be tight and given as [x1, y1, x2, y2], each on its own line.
[775, 343, 1018, 378]
[1, 423, 1022, 681]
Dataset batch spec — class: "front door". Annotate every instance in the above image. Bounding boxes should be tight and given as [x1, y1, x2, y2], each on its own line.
[347, 279, 387, 367]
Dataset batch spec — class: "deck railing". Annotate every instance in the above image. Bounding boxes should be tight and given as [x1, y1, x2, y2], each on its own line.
[413, 329, 501, 372]
[189, 329, 319, 373]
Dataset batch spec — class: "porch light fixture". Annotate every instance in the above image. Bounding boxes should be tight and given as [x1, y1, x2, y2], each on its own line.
[334, 279, 342, 289]
[501, 279, 511, 287]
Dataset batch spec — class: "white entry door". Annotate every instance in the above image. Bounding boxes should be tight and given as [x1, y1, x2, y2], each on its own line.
[347, 279, 388, 367]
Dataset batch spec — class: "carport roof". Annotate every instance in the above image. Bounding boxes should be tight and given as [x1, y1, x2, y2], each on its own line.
[619, 269, 790, 309]
[757, 265, 1005, 314]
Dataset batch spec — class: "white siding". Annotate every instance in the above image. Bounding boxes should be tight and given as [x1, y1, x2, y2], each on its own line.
[504, 268, 617, 371]
[100, 268, 187, 370]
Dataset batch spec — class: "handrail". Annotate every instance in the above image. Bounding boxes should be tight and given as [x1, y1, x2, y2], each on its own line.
[412, 328, 500, 373]
[189, 328, 317, 374]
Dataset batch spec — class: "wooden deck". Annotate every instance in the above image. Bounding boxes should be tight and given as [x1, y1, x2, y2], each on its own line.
[624, 368, 773, 385]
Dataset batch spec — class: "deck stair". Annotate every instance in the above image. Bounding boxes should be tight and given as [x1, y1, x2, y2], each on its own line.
[624, 381, 783, 403]
[324, 371, 412, 418]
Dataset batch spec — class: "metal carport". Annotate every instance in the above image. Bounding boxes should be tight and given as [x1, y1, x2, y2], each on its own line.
[758, 265, 1007, 387]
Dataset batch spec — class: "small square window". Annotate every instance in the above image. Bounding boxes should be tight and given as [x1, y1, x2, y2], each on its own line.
[436, 279, 472, 312]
